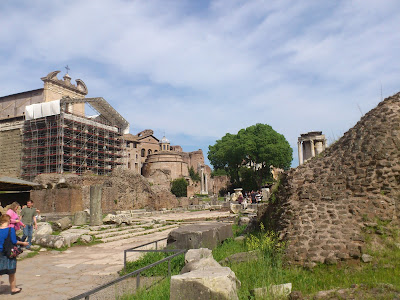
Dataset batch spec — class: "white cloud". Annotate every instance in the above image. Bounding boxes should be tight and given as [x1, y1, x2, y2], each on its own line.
[1, 0, 399, 166]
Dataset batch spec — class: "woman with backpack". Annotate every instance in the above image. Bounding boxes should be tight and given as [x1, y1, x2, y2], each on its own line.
[0, 214, 29, 295]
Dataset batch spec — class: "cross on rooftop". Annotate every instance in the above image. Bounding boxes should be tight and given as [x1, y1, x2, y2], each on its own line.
[65, 65, 70, 74]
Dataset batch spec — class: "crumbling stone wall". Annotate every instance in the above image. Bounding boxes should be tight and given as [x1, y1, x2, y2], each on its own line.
[262, 93, 400, 265]
[32, 169, 179, 213]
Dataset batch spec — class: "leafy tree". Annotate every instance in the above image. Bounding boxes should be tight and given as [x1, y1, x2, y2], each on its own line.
[208, 123, 292, 189]
[188, 166, 201, 182]
[170, 177, 188, 197]
[211, 168, 227, 178]
[208, 133, 244, 184]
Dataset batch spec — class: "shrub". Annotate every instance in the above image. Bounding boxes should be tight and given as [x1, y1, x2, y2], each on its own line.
[171, 177, 188, 197]
[188, 166, 201, 182]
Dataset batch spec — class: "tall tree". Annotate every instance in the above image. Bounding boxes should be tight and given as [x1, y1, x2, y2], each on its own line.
[208, 123, 292, 188]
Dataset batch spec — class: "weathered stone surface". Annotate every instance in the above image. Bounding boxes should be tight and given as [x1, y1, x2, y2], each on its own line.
[35, 222, 53, 236]
[252, 283, 292, 299]
[52, 217, 72, 231]
[30, 245, 41, 251]
[103, 214, 131, 225]
[289, 291, 303, 300]
[259, 93, 400, 264]
[361, 254, 373, 263]
[185, 248, 213, 264]
[74, 211, 87, 226]
[33, 235, 67, 249]
[234, 236, 245, 242]
[90, 185, 103, 226]
[170, 267, 240, 300]
[181, 257, 221, 274]
[238, 217, 251, 226]
[60, 232, 81, 247]
[167, 222, 233, 250]
[80, 234, 92, 243]
[230, 204, 241, 214]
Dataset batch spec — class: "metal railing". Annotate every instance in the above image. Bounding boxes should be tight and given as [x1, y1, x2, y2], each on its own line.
[69, 238, 187, 300]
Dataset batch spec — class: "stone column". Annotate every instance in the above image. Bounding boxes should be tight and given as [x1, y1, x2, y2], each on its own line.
[204, 174, 208, 194]
[200, 167, 204, 194]
[297, 141, 303, 165]
[310, 140, 315, 158]
[90, 185, 103, 226]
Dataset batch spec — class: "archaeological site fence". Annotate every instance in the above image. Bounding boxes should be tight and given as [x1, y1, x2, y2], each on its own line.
[68, 237, 186, 300]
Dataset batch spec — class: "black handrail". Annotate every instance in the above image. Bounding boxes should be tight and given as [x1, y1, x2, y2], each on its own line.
[69, 237, 187, 300]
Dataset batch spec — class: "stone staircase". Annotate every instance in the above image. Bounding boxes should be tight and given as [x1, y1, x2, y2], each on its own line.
[88, 221, 181, 243]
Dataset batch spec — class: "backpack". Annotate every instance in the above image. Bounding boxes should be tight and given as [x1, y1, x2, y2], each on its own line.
[3, 228, 23, 259]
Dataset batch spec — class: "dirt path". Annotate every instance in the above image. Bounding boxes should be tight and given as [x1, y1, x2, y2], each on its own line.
[0, 210, 231, 300]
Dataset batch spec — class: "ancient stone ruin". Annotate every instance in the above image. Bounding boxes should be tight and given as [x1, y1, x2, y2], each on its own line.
[261, 93, 399, 265]
[31, 169, 179, 213]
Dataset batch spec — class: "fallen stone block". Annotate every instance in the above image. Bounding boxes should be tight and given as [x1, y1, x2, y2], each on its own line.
[103, 214, 131, 225]
[230, 204, 241, 214]
[60, 232, 81, 247]
[181, 257, 222, 274]
[234, 236, 245, 242]
[171, 267, 240, 300]
[167, 222, 233, 250]
[35, 222, 53, 236]
[52, 217, 72, 231]
[252, 283, 292, 299]
[185, 248, 213, 264]
[32, 235, 67, 249]
[80, 234, 93, 243]
[238, 217, 251, 226]
[361, 254, 373, 263]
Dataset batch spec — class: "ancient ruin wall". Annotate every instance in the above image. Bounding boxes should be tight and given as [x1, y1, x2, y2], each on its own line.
[31, 169, 179, 213]
[262, 93, 400, 265]
[0, 124, 23, 178]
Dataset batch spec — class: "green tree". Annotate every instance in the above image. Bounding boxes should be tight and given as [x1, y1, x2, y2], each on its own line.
[208, 123, 292, 189]
[208, 133, 244, 184]
[170, 177, 188, 197]
[211, 168, 227, 178]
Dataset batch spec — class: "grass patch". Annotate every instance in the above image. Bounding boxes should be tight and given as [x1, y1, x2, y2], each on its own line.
[120, 251, 185, 277]
[119, 223, 400, 299]
[120, 277, 171, 300]
[74, 236, 102, 246]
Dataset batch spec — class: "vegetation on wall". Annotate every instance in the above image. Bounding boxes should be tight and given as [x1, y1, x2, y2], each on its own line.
[170, 177, 188, 197]
[208, 123, 292, 189]
[188, 166, 201, 182]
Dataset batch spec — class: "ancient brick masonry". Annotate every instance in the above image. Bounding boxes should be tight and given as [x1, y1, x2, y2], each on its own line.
[262, 93, 400, 265]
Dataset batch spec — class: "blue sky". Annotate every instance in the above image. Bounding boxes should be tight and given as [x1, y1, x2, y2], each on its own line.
[1, 0, 400, 167]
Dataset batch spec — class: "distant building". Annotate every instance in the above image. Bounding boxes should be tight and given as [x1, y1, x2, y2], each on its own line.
[297, 131, 327, 165]
[0, 70, 129, 180]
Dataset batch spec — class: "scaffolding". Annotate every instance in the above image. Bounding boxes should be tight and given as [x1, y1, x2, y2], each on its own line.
[22, 101, 125, 180]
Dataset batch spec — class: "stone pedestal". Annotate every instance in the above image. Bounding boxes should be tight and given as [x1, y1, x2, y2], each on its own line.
[74, 211, 87, 226]
[89, 185, 103, 226]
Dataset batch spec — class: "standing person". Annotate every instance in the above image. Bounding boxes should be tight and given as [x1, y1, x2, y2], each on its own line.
[0, 214, 29, 295]
[250, 190, 256, 204]
[6, 202, 25, 232]
[20, 200, 38, 249]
